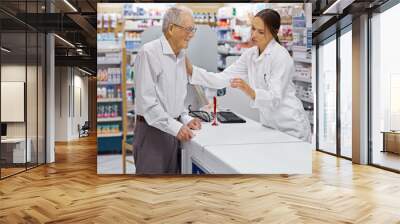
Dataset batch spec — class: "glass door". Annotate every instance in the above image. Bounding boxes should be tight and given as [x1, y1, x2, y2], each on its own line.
[317, 35, 337, 155]
[339, 27, 352, 158]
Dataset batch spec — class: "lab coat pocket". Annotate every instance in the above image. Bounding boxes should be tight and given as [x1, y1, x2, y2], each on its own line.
[261, 57, 272, 85]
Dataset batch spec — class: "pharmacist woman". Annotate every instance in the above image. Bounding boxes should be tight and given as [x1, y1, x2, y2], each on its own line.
[186, 9, 311, 142]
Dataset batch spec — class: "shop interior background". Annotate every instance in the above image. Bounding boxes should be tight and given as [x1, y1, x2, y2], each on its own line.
[96, 3, 313, 174]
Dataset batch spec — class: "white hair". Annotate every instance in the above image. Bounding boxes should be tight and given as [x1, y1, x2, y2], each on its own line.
[162, 6, 193, 34]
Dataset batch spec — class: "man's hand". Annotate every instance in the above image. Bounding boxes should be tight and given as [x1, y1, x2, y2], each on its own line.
[187, 118, 202, 130]
[176, 125, 194, 142]
[230, 78, 256, 100]
[185, 56, 193, 76]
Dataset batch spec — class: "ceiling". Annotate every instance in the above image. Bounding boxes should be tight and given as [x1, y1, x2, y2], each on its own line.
[0, 0, 395, 73]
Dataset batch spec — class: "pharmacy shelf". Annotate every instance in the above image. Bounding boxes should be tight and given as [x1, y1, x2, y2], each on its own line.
[124, 16, 163, 20]
[294, 57, 312, 64]
[98, 117, 122, 122]
[292, 45, 308, 51]
[217, 16, 233, 20]
[97, 81, 121, 86]
[299, 97, 313, 104]
[126, 49, 139, 53]
[215, 27, 232, 32]
[97, 48, 121, 53]
[293, 76, 312, 83]
[98, 132, 123, 138]
[124, 28, 146, 32]
[97, 98, 123, 103]
[98, 61, 121, 65]
[218, 39, 241, 45]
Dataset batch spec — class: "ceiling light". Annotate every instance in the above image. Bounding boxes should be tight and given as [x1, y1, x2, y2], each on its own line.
[323, 0, 355, 15]
[63, 0, 78, 12]
[78, 67, 92, 76]
[54, 34, 75, 48]
[1, 47, 11, 53]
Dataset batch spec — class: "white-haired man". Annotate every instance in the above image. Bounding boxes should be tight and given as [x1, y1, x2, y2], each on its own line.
[133, 6, 202, 174]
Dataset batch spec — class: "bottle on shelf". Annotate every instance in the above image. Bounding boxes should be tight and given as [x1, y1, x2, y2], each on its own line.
[114, 104, 119, 117]
[109, 104, 115, 118]
[97, 105, 103, 118]
[117, 87, 121, 98]
[102, 105, 106, 118]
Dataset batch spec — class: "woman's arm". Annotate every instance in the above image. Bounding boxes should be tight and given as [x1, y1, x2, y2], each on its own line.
[230, 78, 256, 100]
[185, 52, 249, 89]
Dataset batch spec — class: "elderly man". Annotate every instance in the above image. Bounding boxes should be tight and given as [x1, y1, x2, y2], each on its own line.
[133, 6, 202, 174]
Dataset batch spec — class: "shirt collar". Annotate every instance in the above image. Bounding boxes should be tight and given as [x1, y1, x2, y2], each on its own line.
[160, 34, 175, 55]
[160, 34, 185, 60]
[254, 38, 276, 61]
[262, 38, 276, 56]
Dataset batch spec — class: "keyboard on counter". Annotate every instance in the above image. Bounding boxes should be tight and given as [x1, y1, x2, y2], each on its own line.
[216, 111, 246, 123]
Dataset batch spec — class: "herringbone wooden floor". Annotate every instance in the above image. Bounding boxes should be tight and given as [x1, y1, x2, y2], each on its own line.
[1, 135, 400, 224]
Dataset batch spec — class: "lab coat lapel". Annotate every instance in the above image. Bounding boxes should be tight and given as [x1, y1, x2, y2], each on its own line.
[255, 39, 276, 89]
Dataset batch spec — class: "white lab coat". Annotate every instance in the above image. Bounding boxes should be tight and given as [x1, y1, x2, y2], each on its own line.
[191, 39, 312, 142]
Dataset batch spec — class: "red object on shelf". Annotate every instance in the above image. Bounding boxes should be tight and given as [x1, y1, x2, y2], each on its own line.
[212, 96, 218, 126]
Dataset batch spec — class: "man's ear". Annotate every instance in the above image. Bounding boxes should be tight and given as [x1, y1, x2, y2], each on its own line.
[167, 24, 174, 36]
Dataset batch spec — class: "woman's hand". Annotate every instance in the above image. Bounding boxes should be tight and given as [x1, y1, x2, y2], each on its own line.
[185, 56, 193, 76]
[230, 78, 256, 100]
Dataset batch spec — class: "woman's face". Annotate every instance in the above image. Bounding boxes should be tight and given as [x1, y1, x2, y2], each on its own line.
[250, 16, 271, 50]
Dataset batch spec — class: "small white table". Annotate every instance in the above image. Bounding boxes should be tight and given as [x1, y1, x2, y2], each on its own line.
[181, 115, 312, 174]
[1, 138, 32, 163]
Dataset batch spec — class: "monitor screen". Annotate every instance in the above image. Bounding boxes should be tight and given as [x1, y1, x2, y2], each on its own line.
[1, 123, 7, 137]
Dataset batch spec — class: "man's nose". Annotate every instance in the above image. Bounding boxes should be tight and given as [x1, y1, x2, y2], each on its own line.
[188, 32, 194, 38]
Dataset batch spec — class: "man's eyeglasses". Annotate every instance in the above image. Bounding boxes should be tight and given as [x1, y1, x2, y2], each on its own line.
[173, 24, 197, 34]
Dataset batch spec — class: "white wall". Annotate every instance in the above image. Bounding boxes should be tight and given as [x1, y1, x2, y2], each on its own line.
[72, 72, 89, 138]
[55, 66, 69, 141]
[55, 67, 89, 141]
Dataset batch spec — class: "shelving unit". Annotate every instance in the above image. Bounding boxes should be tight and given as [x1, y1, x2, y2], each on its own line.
[291, 11, 313, 128]
[97, 12, 125, 156]
[98, 117, 123, 122]
[98, 133, 123, 138]
[97, 98, 123, 103]
[215, 15, 245, 72]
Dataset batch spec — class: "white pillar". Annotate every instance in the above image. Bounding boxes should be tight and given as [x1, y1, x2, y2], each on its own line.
[352, 14, 369, 164]
[46, 32, 55, 163]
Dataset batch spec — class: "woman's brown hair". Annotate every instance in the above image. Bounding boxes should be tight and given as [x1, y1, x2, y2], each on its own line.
[255, 9, 281, 44]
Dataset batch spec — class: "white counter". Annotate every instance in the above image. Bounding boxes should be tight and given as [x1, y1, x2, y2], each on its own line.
[181, 116, 312, 174]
